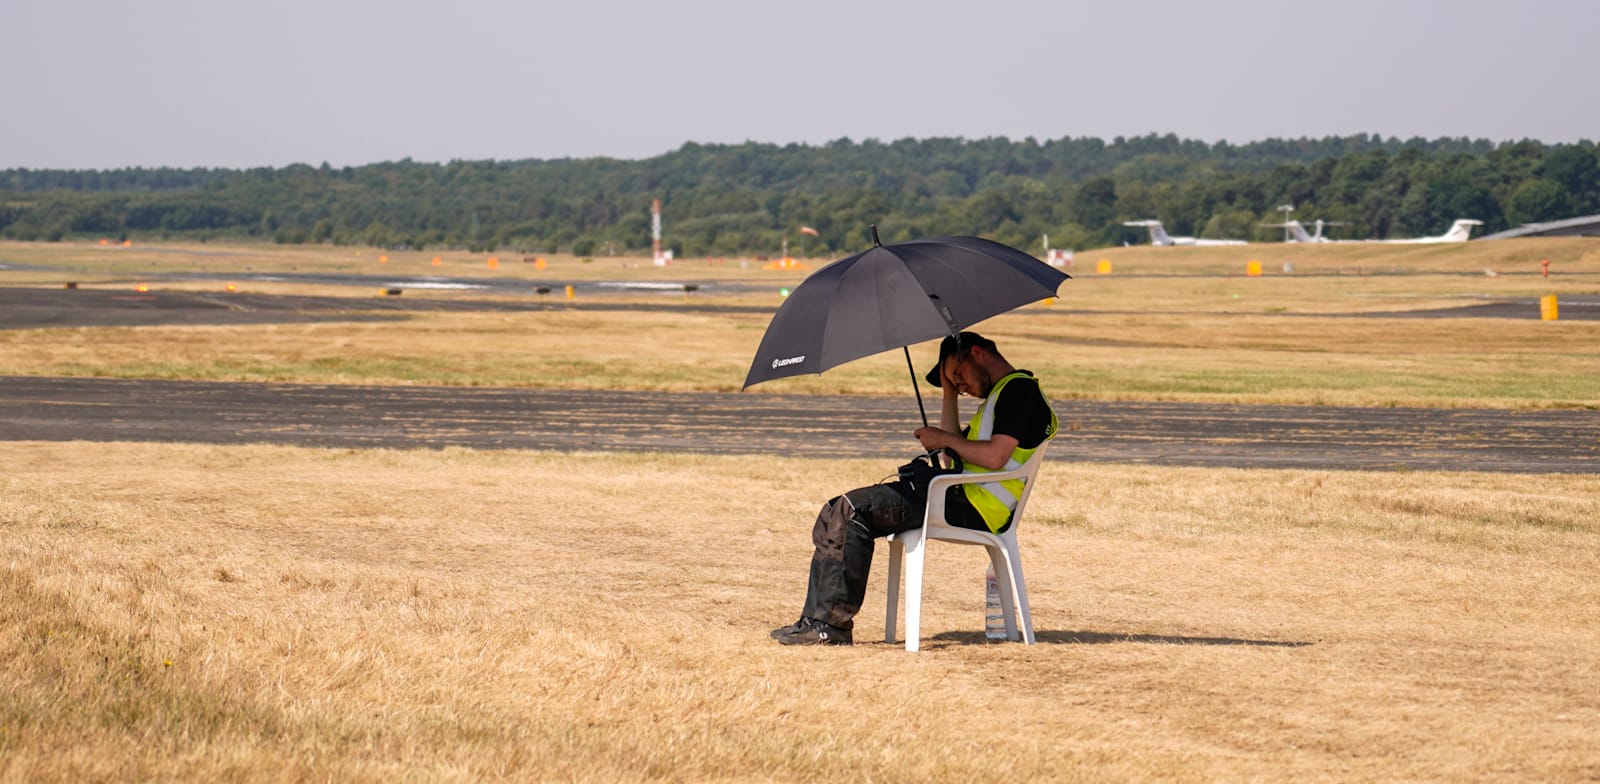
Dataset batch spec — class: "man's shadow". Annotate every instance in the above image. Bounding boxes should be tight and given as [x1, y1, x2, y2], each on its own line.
[927, 629, 1313, 647]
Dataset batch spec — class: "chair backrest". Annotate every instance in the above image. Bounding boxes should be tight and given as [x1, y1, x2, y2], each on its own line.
[1003, 439, 1050, 534]
[923, 438, 1052, 539]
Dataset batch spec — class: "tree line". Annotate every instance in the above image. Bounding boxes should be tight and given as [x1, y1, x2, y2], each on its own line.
[2, 133, 1595, 255]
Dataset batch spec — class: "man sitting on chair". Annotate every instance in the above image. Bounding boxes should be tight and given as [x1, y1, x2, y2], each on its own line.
[772, 331, 1057, 645]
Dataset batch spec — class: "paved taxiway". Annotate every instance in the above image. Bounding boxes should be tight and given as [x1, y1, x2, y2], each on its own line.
[2, 284, 1594, 473]
[3, 376, 1595, 473]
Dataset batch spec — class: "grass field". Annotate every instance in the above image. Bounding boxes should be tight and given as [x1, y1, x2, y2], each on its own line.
[2, 239, 1599, 780]
[3, 442, 1597, 781]
[2, 239, 1599, 408]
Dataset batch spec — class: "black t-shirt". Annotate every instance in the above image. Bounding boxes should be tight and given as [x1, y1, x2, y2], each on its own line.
[966, 371, 1053, 449]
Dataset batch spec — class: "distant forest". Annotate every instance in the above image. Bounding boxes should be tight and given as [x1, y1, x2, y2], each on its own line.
[3, 133, 1597, 255]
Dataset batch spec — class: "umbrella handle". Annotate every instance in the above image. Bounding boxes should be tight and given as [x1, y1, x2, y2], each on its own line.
[902, 345, 928, 429]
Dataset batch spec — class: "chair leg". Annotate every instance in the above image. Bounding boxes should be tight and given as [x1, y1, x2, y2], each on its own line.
[989, 548, 1019, 641]
[885, 537, 902, 644]
[1004, 540, 1035, 645]
[902, 529, 927, 652]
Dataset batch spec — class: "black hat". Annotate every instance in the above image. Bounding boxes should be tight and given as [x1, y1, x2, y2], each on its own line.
[924, 331, 996, 387]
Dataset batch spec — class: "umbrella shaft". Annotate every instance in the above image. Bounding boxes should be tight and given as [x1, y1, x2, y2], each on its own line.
[903, 345, 928, 429]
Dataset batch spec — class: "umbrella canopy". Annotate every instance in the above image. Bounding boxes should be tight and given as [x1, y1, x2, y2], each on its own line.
[743, 234, 1069, 420]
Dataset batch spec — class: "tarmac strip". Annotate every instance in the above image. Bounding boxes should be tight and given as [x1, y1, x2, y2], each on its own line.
[2, 376, 1595, 473]
[2, 287, 1597, 331]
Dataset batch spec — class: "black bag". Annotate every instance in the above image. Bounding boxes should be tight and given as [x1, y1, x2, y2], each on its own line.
[896, 451, 962, 498]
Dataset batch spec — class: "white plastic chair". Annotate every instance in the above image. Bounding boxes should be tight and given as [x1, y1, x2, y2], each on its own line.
[884, 441, 1049, 651]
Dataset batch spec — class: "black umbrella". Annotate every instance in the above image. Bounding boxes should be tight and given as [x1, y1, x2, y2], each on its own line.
[742, 228, 1070, 426]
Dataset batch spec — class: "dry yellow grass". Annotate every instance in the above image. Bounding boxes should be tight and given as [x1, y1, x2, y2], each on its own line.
[2, 441, 1597, 781]
[3, 238, 1599, 408]
[2, 304, 1597, 407]
[4, 238, 1597, 783]
[6, 235, 1593, 288]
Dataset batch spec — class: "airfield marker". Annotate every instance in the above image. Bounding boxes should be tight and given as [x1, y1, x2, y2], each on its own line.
[432, 256, 442, 266]
[1247, 260, 1262, 277]
[1541, 259, 1550, 278]
[1096, 259, 1112, 275]
[652, 199, 670, 266]
[1541, 295, 1559, 321]
[565, 285, 574, 300]
[488, 257, 499, 269]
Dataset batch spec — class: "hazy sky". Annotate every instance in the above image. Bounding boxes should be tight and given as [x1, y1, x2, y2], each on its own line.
[6, 0, 1597, 169]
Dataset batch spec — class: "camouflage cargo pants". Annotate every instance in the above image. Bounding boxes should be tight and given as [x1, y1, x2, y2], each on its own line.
[801, 479, 987, 630]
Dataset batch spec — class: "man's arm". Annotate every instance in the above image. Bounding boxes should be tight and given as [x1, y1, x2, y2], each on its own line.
[914, 402, 1019, 468]
[913, 354, 982, 466]
[915, 374, 1045, 469]
[939, 371, 961, 435]
[916, 429, 1019, 470]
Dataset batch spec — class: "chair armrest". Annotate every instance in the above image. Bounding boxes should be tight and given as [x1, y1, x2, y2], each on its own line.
[922, 462, 1038, 530]
[925, 464, 1033, 494]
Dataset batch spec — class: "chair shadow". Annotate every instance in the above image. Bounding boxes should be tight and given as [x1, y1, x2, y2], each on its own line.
[925, 629, 1313, 648]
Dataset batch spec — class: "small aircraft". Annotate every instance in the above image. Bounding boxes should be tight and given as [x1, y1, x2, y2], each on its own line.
[1261, 218, 1482, 244]
[1383, 219, 1483, 243]
[1258, 219, 1341, 244]
[1122, 220, 1247, 246]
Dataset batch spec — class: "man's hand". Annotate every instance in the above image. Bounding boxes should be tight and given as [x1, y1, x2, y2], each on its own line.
[914, 426, 956, 453]
[940, 356, 962, 398]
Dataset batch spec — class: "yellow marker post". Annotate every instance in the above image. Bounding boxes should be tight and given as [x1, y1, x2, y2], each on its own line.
[565, 285, 575, 300]
[1096, 259, 1112, 275]
[487, 257, 500, 270]
[1246, 260, 1262, 277]
[535, 257, 547, 270]
[1541, 295, 1559, 321]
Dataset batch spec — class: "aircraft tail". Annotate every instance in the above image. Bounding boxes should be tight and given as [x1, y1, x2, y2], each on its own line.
[1122, 220, 1174, 246]
[1264, 220, 1318, 243]
[1438, 219, 1482, 242]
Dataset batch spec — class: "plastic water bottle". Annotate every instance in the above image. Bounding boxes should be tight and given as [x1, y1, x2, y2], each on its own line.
[984, 563, 1006, 640]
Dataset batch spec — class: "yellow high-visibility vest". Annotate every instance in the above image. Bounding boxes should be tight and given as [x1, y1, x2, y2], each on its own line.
[961, 371, 1057, 533]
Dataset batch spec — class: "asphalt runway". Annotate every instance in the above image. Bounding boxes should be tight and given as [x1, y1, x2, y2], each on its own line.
[2, 285, 1595, 473]
[3, 376, 1595, 473]
[2, 285, 1597, 330]
[0, 286, 768, 329]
